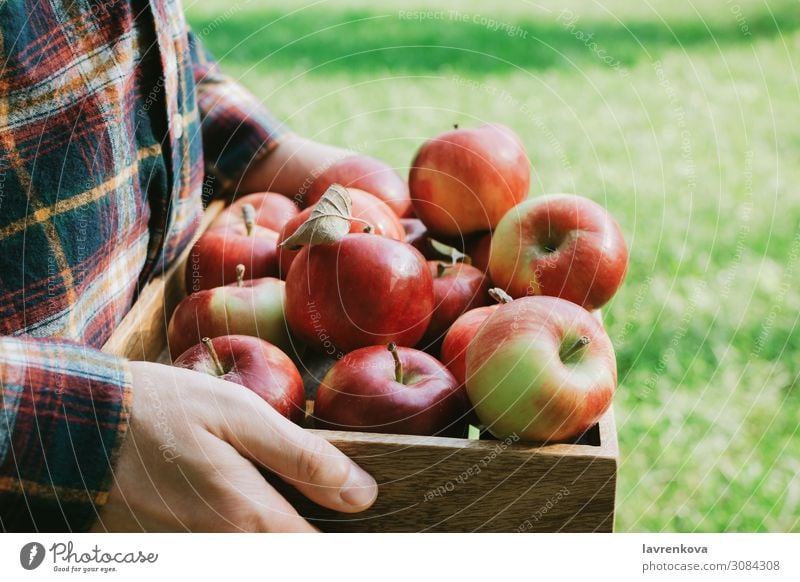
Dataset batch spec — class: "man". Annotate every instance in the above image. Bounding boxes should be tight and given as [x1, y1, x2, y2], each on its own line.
[0, 0, 378, 531]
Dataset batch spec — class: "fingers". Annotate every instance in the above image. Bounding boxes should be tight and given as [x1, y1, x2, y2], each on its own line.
[219, 388, 378, 514]
[194, 433, 320, 533]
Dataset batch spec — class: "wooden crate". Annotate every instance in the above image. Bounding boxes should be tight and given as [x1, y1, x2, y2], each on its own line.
[102, 200, 618, 532]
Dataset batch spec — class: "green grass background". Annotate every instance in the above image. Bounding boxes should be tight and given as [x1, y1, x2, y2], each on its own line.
[185, 0, 800, 532]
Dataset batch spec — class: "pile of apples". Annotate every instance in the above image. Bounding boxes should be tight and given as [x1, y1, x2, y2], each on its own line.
[168, 123, 628, 443]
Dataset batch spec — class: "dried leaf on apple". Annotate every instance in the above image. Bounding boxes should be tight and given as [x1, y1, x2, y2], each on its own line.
[279, 183, 355, 250]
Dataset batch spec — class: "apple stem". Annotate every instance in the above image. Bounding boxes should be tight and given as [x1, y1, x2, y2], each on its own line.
[428, 238, 469, 267]
[348, 216, 374, 234]
[561, 335, 591, 361]
[388, 342, 403, 384]
[201, 337, 225, 376]
[235, 264, 246, 287]
[453, 123, 459, 130]
[488, 288, 513, 304]
[436, 262, 448, 278]
[242, 203, 256, 236]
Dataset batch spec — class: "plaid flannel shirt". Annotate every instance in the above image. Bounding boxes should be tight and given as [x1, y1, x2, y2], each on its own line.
[0, 0, 287, 531]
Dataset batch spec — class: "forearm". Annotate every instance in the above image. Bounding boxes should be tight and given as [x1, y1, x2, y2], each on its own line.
[236, 134, 353, 200]
[0, 337, 132, 532]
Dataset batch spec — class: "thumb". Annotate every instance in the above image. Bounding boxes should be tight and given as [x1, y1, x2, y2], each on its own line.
[220, 386, 378, 513]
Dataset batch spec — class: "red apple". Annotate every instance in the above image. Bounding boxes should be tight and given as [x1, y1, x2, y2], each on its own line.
[466, 296, 616, 442]
[465, 232, 492, 273]
[168, 266, 289, 358]
[284, 234, 434, 356]
[439, 288, 512, 387]
[401, 219, 480, 263]
[306, 155, 412, 218]
[420, 261, 490, 349]
[409, 123, 530, 236]
[277, 188, 404, 278]
[212, 192, 299, 233]
[174, 335, 305, 424]
[314, 343, 468, 436]
[186, 203, 279, 293]
[489, 194, 628, 310]
[400, 217, 428, 255]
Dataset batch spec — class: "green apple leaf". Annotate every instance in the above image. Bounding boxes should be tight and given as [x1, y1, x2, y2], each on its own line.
[428, 238, 472, 266]
[279, 184, 358, 250]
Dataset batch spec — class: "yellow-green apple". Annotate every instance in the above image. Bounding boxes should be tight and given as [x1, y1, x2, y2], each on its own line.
[420, 261, 490, 350]
[186, 203, 279, 292]
[277, 188, 404, 278]
[168, 265, 289, 357]
[173, 335, 305, 424]
[440, 288, 512, 387]
[314, 343, 468, 436]
[212, 191, 299, 233]
[306, 155, 412, 217]
[409, 123, 530, 236]
[489, 194, 628, 310]
[466, 296, 616, 442]
[284, 234, 434, 356]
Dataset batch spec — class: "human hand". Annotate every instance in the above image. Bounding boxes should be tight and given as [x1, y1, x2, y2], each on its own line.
[237, 134, 352, 199]
[91, 361, 377, 532]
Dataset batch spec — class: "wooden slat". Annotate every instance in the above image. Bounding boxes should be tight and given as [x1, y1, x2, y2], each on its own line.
[271, 409, 616, 532]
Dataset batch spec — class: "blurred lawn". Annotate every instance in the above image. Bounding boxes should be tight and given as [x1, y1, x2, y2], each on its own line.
[185, 0, 800, 532]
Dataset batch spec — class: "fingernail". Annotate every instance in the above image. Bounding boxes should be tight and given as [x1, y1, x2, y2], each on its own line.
[339, 464, 378, 508]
